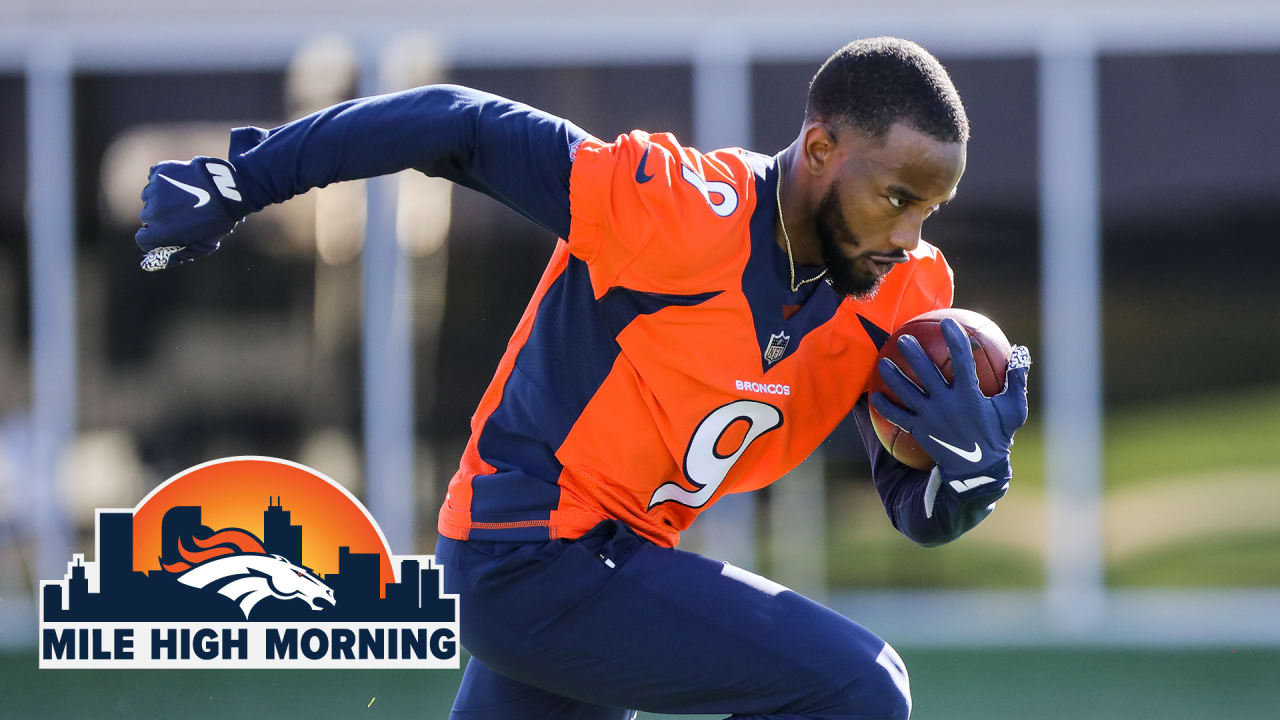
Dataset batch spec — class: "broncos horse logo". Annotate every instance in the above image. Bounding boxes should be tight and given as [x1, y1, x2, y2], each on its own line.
[161, 526, 336, 619]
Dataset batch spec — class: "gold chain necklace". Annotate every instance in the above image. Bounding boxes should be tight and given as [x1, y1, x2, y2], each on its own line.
[776, 160, 827, 293]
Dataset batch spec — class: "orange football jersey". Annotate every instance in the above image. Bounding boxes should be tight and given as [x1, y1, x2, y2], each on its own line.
[438, 131, 953, 547]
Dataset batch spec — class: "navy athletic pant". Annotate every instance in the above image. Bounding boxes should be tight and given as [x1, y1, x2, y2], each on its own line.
[434, 520, 912, 719]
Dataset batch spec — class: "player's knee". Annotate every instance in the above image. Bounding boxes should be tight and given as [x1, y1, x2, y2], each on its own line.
[875, 638, 916, 717]
[826, 640, 912, 719]
[866, 641, 912, 719]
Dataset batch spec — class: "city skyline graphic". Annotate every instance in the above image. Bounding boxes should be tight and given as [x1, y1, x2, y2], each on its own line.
[41, 458, 455, 623]
[130, 458, 396, 586]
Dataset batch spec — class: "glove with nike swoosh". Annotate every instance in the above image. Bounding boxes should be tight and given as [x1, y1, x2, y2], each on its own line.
[870, 318, 1031, 489]
[135, 157, 250, 271]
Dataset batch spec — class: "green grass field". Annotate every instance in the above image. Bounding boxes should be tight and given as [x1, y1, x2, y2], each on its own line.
[826, 386, 1280, 589]
[944, 385, 1280, 492]
[3, 648, 1276, 719]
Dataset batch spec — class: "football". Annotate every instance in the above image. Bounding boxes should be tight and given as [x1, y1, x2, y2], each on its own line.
[867, 308, 1013, 470]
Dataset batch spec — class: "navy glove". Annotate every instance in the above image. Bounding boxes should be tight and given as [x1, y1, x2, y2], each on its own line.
[870, 318, 1031, 486]
[135, 157, 250, 271]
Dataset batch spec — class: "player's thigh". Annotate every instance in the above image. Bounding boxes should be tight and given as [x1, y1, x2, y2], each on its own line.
[438, 522, 910, 719]
[450, 656, 634, 720]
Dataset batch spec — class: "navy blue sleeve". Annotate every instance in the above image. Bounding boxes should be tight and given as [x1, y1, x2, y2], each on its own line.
[853, 397, 1009, 547]
[228, 84, 588, 238]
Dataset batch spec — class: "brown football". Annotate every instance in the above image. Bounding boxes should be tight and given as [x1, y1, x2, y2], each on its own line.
[867, 308, 1013, 470]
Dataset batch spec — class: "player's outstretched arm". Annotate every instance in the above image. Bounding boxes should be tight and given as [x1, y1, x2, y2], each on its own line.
[854, 327, 1031, 546]
[136, 85, 589, 269]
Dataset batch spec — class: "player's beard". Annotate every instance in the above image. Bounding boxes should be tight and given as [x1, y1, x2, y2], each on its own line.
[813, 180, 895, 300]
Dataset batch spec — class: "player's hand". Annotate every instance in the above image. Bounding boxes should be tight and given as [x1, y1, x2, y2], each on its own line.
[135, 157, 249, 271]
[869, 318, 1031, 481]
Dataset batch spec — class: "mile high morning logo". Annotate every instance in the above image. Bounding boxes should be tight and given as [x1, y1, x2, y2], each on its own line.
[39, 457, 458, 668]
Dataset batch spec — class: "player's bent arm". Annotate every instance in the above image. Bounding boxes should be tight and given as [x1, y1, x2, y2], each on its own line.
[232, 84, 587, 236]
[852, 398, 1009, 547]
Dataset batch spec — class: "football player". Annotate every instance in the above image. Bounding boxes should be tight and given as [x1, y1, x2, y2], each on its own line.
[137, 36, 1030, 720]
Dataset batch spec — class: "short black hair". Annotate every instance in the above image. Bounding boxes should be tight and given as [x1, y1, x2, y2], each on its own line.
[806, 37, 968, 144]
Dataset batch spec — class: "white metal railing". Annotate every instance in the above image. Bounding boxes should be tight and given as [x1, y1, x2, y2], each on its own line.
[24, 37, 76, 601]
[1038, 31, 1107, 633]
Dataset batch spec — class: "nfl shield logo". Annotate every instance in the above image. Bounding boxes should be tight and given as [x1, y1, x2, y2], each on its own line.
[764, 331, 790, 365]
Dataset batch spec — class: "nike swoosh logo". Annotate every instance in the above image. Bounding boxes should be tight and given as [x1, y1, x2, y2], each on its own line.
[158, 173, 210, 208]
[923, 467, 942, 518]
[927, 434, 983, 463]
[635, 146, 655, 184]
[947, 475, 1003, 493]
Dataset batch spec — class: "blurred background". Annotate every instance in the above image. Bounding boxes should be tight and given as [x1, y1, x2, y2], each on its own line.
[2, 1, 1279, 718]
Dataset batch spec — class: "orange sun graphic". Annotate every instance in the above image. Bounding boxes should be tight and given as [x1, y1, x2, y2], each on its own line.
[131, 458, 395, 594]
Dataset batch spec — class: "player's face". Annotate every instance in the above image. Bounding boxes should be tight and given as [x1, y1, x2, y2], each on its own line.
[815, 122, 965, 299]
